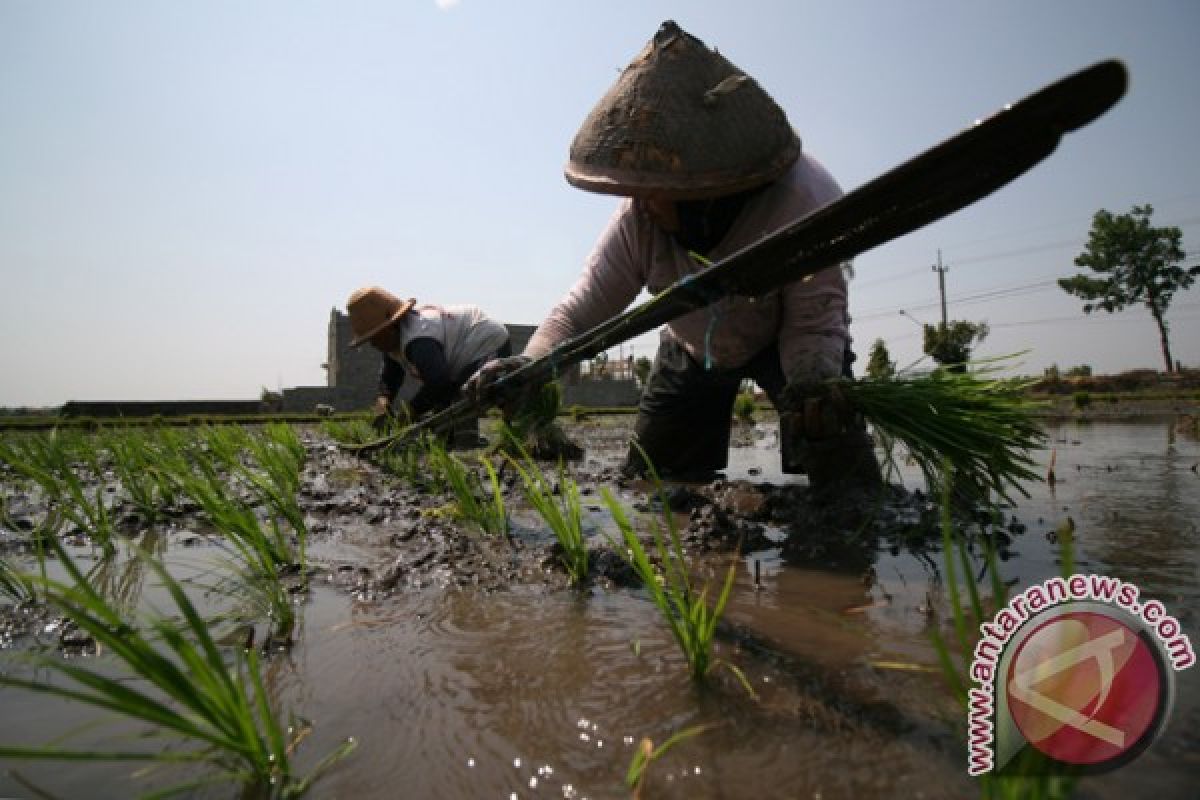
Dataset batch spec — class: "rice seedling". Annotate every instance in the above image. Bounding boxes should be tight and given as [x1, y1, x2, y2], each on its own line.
[143, 426, 202, 511]
[425, 439, 508, 537]
[0, 496, 58, 606]
[507, 450, 589, 585]
[176, 454, 302, 644]
[929, 469, 1077, 799]
[375, 441, 425, 485]
[239, 424, 309, 574]
[0, 556, 38, 606]
[262, 423, 306, 472]
[0, 537, 356, 798]
[319, 417, 377, 446]
[0, 431, 117, 557]
[104, 429, 170, 524]
[198, 424, 252, 472]
[601, 476, 746, 689]
[625, 723, 713, 800]
[837, 357, 1047, 504]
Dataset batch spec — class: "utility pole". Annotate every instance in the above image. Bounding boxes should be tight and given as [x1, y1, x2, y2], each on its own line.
[932, 250, 949, 326]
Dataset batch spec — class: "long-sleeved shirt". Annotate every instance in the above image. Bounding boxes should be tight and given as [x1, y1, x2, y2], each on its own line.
[524, 153, 850, 381]
[378, 304, 509, 413]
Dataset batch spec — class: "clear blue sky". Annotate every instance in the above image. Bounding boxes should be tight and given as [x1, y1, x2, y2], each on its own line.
[2, 1, 1198, 406]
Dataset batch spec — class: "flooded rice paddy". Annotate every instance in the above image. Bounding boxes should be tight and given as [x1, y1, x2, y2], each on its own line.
[1, 416, 1198, 799]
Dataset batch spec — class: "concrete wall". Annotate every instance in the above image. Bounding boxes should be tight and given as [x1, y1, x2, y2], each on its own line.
[280, 386, 337, 413]
[561, 380, 641, 408]
[326, 310, 379, 409]
[61, 400, 264, 417]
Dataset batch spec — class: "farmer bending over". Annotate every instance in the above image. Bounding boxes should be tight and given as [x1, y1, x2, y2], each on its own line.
[469, 21, 880, 493]
[347, 286, 510, 439]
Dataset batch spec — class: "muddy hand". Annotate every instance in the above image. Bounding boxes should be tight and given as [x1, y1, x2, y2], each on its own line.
[778, 381, 857, 440]
[464, 355, 533, 407]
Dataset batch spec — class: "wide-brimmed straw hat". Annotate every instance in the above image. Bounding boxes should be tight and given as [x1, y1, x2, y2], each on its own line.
[346, 287, 416, 348]
[564, 20, 801, 199]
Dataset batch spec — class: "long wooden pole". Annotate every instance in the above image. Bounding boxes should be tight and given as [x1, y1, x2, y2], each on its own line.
[348, 60, 1126, 455]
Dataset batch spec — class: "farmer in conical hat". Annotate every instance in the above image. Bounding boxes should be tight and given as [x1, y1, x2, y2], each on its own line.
[347, 287, 510, 438]
[470, 21, 880, 492]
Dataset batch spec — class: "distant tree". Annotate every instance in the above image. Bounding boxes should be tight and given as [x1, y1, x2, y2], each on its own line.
[865, 338, 895, 380]
[260, 387, 283, 412]
[923, 321, 989, 372]
[633, 356, 652, 386]
[1059, 204, 1197, 373]
[1065, 364, 1093, 378]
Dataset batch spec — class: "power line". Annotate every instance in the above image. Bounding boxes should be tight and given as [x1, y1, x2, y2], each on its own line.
[952, 237, 1080, 266]
[859, 300, 1200, 332]
[853, 278, 1058, 321]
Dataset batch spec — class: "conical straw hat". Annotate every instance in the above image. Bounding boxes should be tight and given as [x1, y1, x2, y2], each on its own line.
[565, 20, 801, 199]
[346, 287, 416, 348]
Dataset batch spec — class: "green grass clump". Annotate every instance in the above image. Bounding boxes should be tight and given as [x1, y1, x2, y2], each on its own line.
[0, 538, 355, 798]
[509, 454, 589, 585]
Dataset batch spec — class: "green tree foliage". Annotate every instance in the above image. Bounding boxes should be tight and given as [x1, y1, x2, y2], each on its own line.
[865, 338, 895, 379]
[1059, 204, 1196, 373]
[922, 321, 989, 372]
[633, 356, 652, 386]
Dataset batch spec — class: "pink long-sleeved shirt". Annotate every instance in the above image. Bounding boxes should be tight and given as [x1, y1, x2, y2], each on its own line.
[525, 153, 850, 381]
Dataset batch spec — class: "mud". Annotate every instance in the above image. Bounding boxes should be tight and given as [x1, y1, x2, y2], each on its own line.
[0, 423, 1016, 636]
[2, 417, 1198, 799]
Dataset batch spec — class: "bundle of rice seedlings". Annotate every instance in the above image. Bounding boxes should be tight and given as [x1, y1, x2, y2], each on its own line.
[493, 383, 583, 462]
[838, 359, 1046, 503]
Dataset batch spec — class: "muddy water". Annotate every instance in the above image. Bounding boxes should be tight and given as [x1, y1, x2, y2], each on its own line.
[1, 418, 1198, 799]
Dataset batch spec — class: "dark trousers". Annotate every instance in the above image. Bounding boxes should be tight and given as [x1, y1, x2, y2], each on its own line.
[625, 337, 791, 479]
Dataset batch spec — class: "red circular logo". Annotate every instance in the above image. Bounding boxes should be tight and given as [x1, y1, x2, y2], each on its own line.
[1006, 610, 1165, 766]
